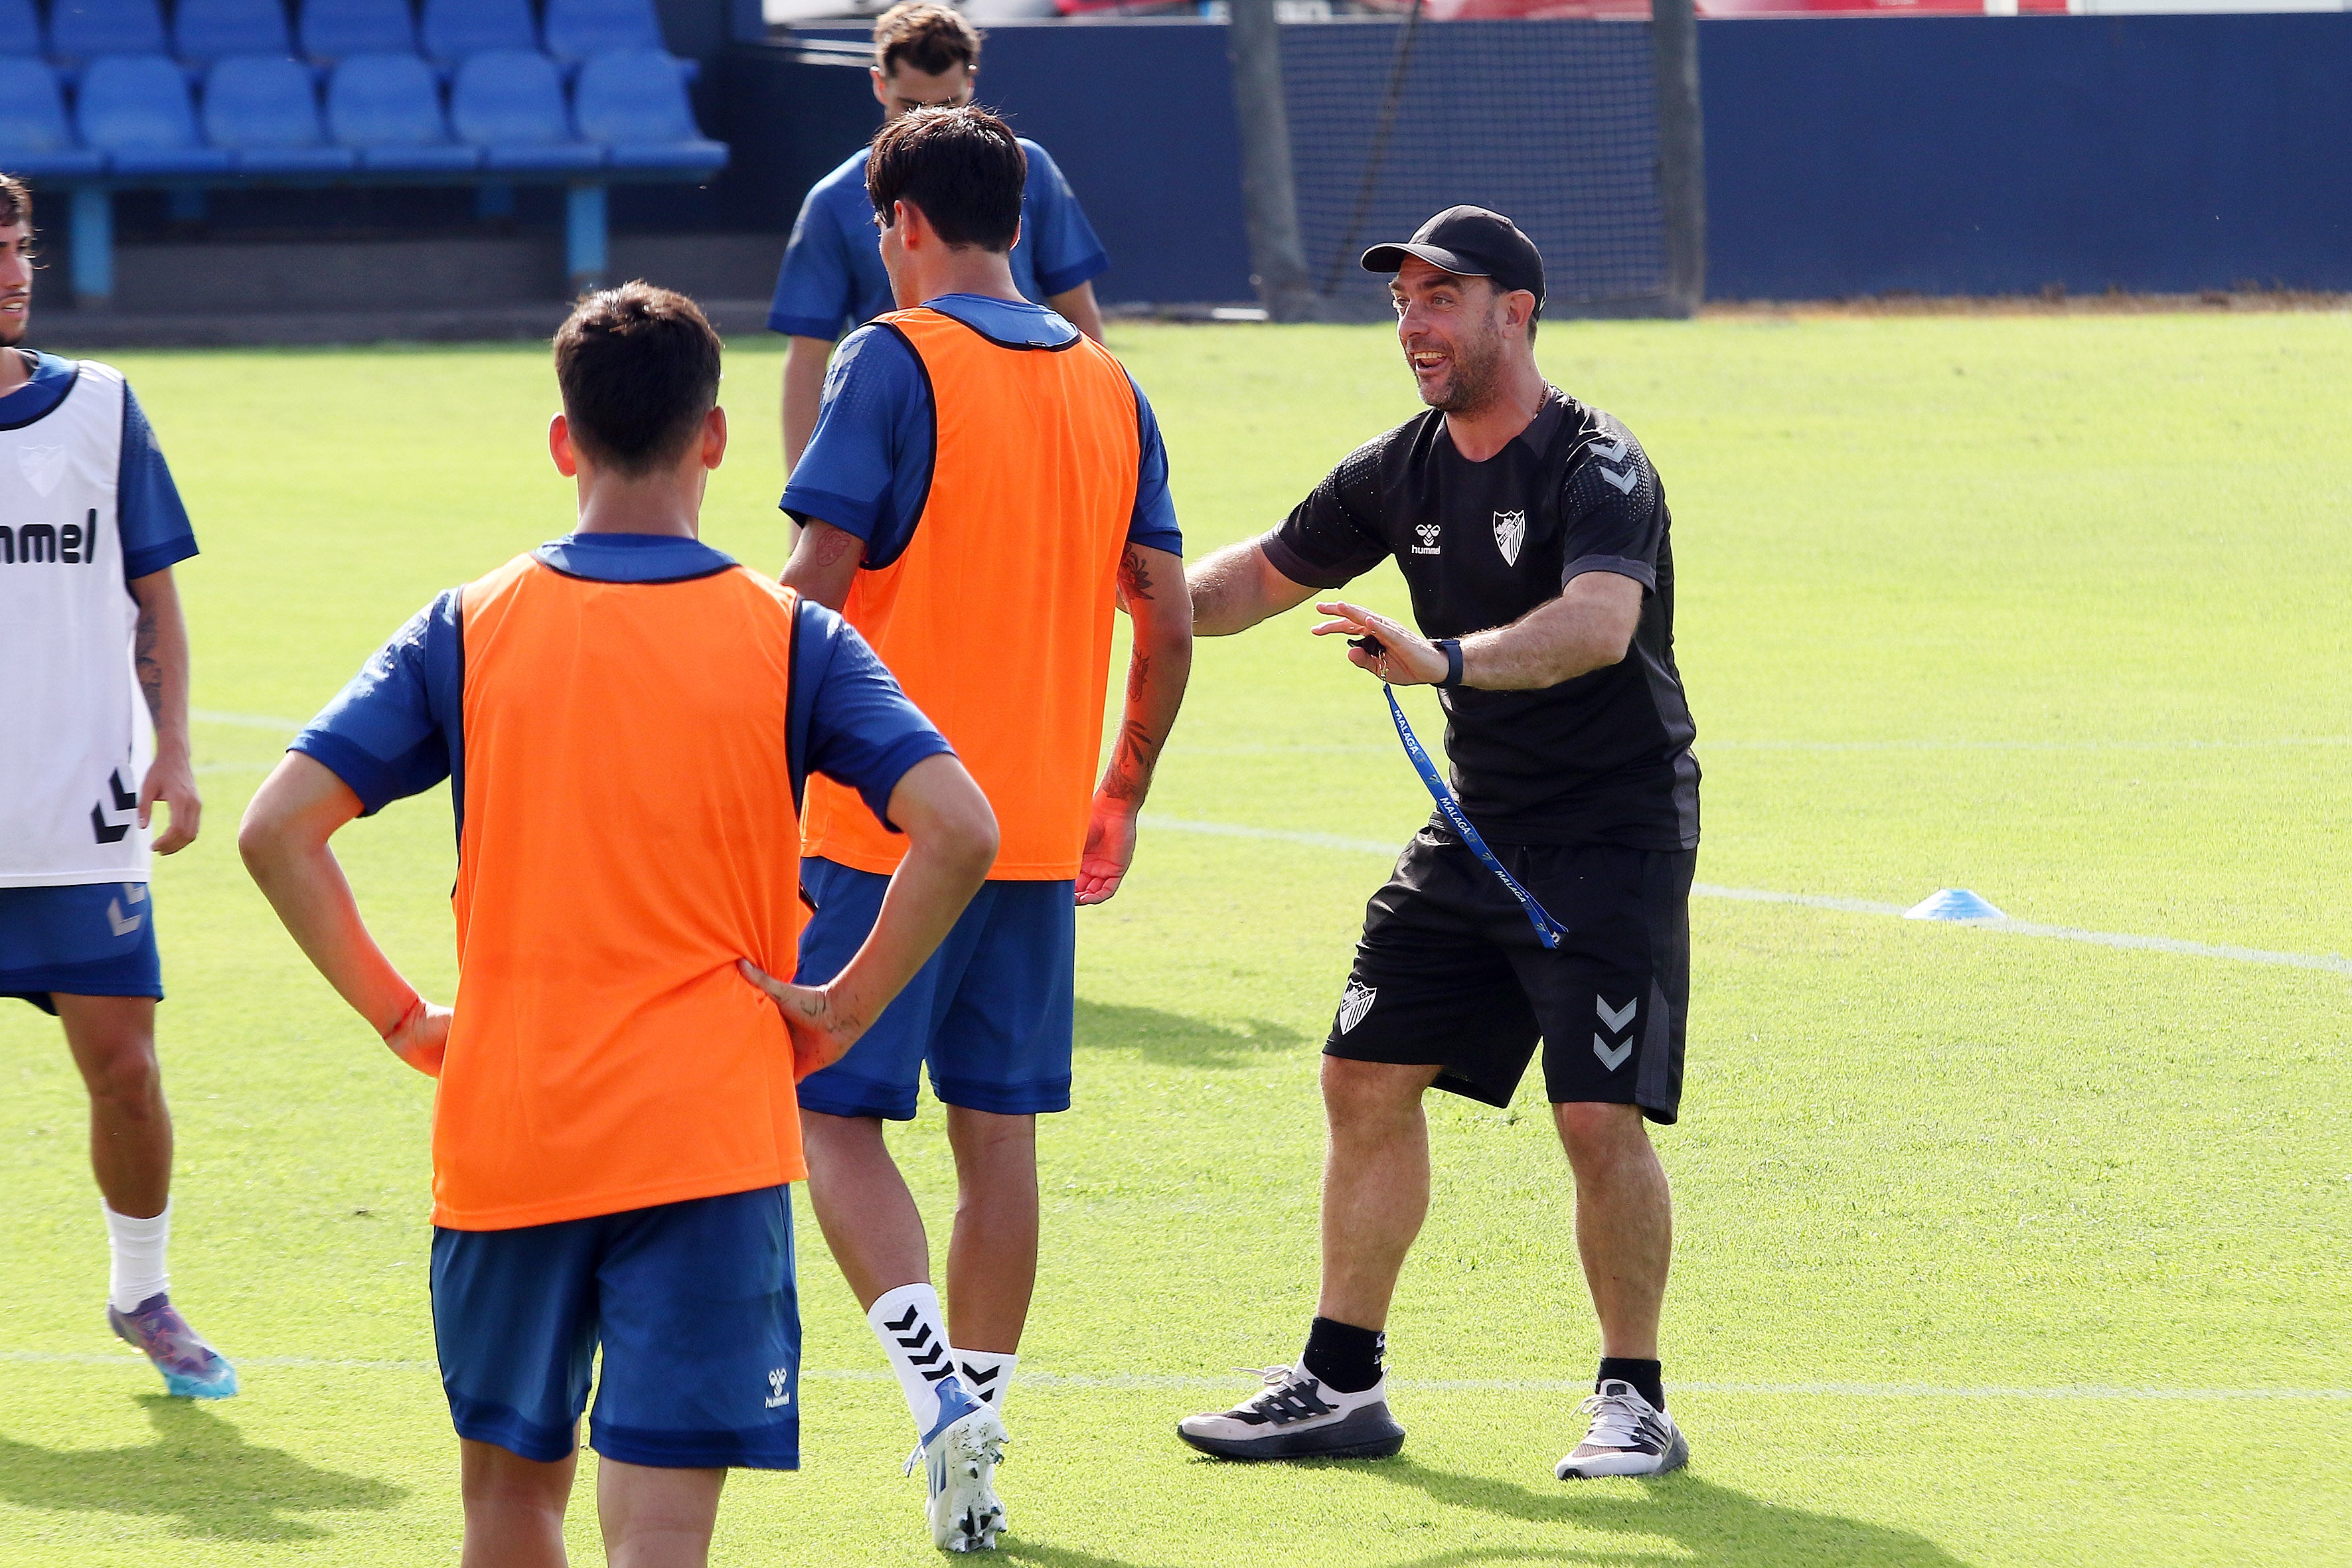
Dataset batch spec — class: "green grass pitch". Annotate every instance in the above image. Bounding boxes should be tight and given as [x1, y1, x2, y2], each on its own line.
[2, 311, 2347, 1565]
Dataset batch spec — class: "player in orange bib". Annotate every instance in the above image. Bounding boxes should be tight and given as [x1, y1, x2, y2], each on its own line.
[239, 285, 998, 1568]
[773, 105, 1192, 1551]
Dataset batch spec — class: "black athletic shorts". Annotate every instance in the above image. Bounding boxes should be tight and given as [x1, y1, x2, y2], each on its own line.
[1323, 830, 1693, 1123]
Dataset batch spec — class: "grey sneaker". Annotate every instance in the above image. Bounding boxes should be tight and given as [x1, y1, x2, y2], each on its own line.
[1555, 1379, 1687, 1478]
[1177, 1364, 1405, 1460]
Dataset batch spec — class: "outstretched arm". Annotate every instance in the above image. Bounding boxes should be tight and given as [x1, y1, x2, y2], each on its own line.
[739, 753, 997, 1079]
[238, 754, 448, 1075]
[128, 567, 200, 854]
[1078, 544, 1193, 906]
[1311, 571, 1643, 690]
[1185, 536, 1318, 637]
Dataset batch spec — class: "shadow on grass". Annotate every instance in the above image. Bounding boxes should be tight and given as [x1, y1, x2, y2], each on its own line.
[0, 1393, 406, 1541]
[1357, 1458, 1969, 1567]
[1074, 998, 1304, 1070]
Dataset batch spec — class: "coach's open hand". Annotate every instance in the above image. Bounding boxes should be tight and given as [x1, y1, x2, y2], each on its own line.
[382, 996, 451, 1078]
[1314, 601, 1448, 686]
[738, 960, 862, 1081]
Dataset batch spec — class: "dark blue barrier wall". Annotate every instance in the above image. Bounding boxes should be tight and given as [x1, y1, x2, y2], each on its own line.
[793, 20, 1258, 305]
[1703, 15, 2352, 298]
[741, 15, 2352, 305]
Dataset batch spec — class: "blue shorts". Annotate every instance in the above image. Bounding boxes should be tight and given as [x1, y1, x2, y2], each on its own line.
[430, 1186, 801, 1470]
[0, 883, 163, 1016]
[794, 857, 1075, 1121]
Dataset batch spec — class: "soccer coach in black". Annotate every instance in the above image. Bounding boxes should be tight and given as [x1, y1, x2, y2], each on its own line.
[1177, 207, 1699, 1480]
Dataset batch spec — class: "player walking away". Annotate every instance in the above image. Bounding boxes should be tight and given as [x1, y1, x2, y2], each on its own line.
[1178, 207, 1699, 1480]
[776, 106, 1191, 1551]
[239, 285, 1000, 1568]
[771, 1, 1111, 477]
[0, 175, 234, 1402]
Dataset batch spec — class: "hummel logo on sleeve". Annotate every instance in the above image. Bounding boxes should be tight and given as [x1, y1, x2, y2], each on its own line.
[1338, 980, 1377, 1034]
[1589, 434, 1641, 495]
[1593, 994, 1636, 1071]
[1411, 522, 1442, 556]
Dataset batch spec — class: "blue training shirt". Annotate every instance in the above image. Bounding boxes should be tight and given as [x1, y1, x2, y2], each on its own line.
[767, 139, 1111, 342]
[291, 534, 955, 839]
[0, 351, 197, 580]
[779, 294, 1182, 563]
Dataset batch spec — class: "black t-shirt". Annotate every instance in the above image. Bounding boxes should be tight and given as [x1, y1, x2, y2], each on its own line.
[1263, 386, 1699, 850]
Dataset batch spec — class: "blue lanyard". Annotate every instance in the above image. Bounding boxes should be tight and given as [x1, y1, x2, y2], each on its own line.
[1381, 684, 1570, 949]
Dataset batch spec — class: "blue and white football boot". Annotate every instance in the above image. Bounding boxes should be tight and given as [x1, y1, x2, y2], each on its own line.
[905, 1375, 1008, 1552]
[1555, 1379, 1687, 1478]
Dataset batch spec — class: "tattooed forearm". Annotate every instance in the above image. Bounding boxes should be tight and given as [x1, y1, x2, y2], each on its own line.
[135, 601, 164, 727]
[1102, 719, 1160, 803]
[1117, 545, 1153, 603]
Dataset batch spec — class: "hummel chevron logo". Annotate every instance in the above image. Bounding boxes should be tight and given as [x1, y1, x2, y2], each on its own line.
[107, 896, 142, 938]
[886, 1306, 954, 1379]
[960, 1364, 1002, 1388]
[1593, 994, 1636, 1071]
[1589, 434, 1640, 495]
[90, 769, 137, 844]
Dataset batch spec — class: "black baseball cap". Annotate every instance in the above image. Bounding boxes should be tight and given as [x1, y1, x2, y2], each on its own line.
[1362, 206, 1545, 311]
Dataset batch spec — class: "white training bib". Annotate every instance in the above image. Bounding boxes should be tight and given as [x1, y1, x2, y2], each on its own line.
[0, 360, 152, 888]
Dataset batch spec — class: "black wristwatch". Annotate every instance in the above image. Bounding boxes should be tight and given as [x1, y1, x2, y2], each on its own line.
[1435, 638, 1464, 690]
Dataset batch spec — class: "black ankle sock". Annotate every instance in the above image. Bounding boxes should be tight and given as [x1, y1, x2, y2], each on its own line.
[1302, 1317, 1385, 1395]
[1597, 1357, 1665, 1411]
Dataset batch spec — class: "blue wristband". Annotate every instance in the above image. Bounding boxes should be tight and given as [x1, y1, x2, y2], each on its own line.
[1435, 638, 1464, 690]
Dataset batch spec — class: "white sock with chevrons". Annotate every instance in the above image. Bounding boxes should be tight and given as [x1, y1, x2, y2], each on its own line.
[868, 1283, 956, 1435]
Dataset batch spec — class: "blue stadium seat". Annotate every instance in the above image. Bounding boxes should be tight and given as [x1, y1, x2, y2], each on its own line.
[299, 0, 416, 62]
[327, 51, 481, 171]
[46, 0, 167, 63]
[204, 54, 356, 173]
[451, 49, 601, 171]
[420, 0, 537, 64]
[572, 50, 725, 173]
[172, 0, 292, 64]
[542, 0, 663, 66]
[0, 0, 41, 58]
[76, 53, 234, 173]
[0, 57, 107, 176]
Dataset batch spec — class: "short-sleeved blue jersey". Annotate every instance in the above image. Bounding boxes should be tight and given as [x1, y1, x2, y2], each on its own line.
[0, 351, 196, 581]
[779, 294, 1181, 565]
[766, 139, 1111, 343]
[291, 534, 953, 839]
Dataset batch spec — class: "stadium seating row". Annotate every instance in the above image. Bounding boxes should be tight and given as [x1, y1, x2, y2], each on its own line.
[13, 0, 668, 70]
[0, 48, 724, 177]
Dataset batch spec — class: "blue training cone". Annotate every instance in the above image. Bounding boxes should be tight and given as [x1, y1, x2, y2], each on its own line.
[1905, 888, 2005, 921]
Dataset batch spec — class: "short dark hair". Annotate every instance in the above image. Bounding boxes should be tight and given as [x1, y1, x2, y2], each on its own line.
[0, 175, 31, 231]
[552, 282, 722, 477]
[873, 1, 980, 76]
[868, 106, 1025, 254]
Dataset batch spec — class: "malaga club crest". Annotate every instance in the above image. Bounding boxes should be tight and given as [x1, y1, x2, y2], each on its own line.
[1337, 980, 1377, 1034]
[1492, 509, 1526, 566]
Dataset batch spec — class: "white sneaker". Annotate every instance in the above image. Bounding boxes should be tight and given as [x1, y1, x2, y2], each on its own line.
[911, 1377, 1008, 1552]
[1176, 1364, 1407, 1460]
[1555, 1379, 1688, 1478]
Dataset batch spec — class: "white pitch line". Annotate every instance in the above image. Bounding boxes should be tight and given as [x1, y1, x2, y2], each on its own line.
[5, 1354, 2343, 1401]
[1140, 817, 2352, 976]
[193, 708, 304, 732]
[1702, 737, 2352, 754]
